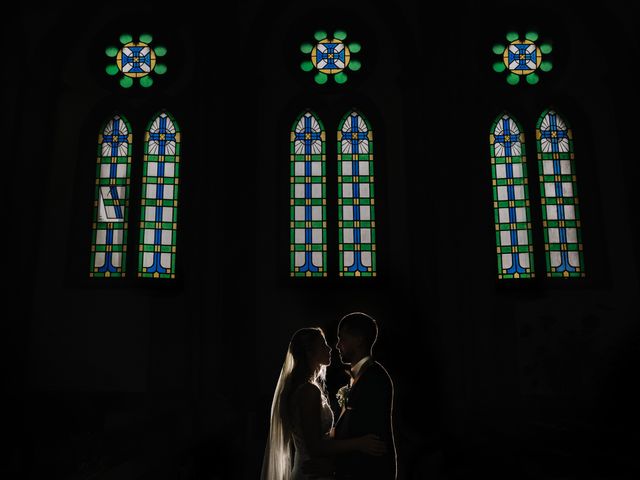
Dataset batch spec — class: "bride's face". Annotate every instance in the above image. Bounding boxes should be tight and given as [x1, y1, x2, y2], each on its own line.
[312, 335, 332, 367]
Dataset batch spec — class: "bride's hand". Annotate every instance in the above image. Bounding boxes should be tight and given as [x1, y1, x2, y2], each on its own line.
[356, 434, 387, 456]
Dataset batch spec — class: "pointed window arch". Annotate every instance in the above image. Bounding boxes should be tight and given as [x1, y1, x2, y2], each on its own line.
[290, 111, 327, 277]
[138, 111, 180, 278]
[90, 114, 132, 277]
[338, 110, 376, 277]
[536, 109, 585, 277]
[490, 113, 535, 279]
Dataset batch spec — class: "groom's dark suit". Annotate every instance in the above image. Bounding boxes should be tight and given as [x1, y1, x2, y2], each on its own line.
[334, 359, 397, 480]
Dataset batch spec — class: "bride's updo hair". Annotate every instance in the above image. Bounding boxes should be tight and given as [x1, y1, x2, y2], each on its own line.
[281, 327, 329, 428]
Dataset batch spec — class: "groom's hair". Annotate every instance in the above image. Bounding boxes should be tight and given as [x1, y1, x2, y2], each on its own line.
[338, 312, 378, 350]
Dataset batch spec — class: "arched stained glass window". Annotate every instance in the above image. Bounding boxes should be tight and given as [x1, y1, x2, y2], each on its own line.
[139, 111, 180, 279]
[338, 111, 376, 277]
[536, 109, 585, 277]
[90, 114, 132, 277]
[290, 111, 327, 277]
[490, 113, 535, 279]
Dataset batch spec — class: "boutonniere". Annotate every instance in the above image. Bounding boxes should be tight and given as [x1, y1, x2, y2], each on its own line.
[336, 384, 351, 408]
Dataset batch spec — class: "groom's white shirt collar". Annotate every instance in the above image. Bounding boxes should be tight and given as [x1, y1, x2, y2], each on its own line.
[350, 356, 371, 379]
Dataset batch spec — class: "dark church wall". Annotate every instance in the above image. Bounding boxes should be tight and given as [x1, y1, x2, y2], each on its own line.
[5, 2, 639, 479]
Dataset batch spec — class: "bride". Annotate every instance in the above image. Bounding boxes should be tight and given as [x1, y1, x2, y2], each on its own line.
[261, 327, 386, 479]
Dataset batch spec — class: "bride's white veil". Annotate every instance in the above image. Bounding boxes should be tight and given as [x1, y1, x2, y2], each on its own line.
[260, 349, 295, 480]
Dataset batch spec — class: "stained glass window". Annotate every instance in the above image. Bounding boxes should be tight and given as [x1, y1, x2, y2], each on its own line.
[90, 114, 132, 277]
[536, 109, 585, 277]
[300, 30, 362, 84]
[105, 33, 167, 88]
[139, 111, 180, 278]
[490, 113, 535, 279]
[492, 32, 553, 85]
[290, 111, 327, 277]
[338, 111, 376, 277]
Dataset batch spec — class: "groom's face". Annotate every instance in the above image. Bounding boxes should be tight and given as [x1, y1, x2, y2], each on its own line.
[336, 328, 358, 365]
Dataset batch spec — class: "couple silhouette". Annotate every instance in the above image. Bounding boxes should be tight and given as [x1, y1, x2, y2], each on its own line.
[261, 312, 397, 480]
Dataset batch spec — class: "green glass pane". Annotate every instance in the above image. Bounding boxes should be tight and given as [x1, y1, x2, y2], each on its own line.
[348, 59, 361, 71]
[105, 64, 119, 75]
[526, 73, 539, 84]
[119, 33, 133, 44]
[300, 42, 313, 54]
[349, 42, 361, 53]
[506, 73, 519, 85]
[492, 43, 505, 54]
[506, 32, 519, 42]
[540, 43, 553, 54]
[525, 31, 539, 41]
[314, 72, 328, 84]
[140, 76, 153, 88]
[314, 30, 327, 41]
[493, 61, 506, 73]
[155, 46, 167, 56]
[301, 60, 314, 72]
[120, 76, 133, 88]
[334, 30, 347, 40]
[105, 46, 119, 57]
[154, 63, 167, 74]
[540, 61, 553, 72]
[335, 72, 348, 84]
[140, 33, 153, 43]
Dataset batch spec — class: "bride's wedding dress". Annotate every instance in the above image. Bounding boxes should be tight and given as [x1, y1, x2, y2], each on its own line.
[290, 386, 335, 480]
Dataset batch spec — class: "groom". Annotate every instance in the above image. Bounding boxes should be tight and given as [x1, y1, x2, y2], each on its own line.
[333, 312, 397, 480]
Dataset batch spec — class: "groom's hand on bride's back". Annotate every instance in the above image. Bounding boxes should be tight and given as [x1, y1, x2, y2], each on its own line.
[302, 457, 334, 478]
